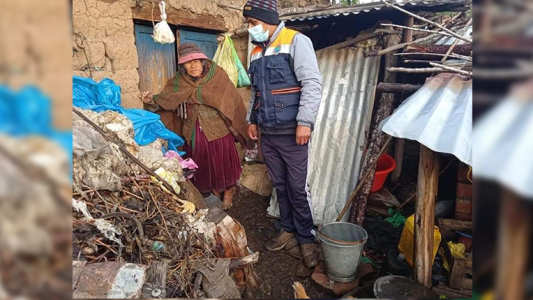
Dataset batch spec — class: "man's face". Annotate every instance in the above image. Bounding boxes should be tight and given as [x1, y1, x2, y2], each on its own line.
[245, 17, 266, 31]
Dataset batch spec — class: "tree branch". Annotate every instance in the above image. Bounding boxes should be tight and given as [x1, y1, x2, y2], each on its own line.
[381, 0, 472, 43]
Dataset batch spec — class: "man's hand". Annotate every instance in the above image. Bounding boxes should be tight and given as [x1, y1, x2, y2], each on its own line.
[248, 124, 258, 140]
[296, 125, 311, 145]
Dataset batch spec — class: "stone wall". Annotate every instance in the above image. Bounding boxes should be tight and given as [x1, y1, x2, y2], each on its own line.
[72, 0, 325, 109]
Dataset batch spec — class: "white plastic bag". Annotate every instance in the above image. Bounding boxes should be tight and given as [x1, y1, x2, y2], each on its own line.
[152, 1, 175, 44]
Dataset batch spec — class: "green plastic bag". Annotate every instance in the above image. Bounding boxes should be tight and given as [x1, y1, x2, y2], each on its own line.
[213, 34, 251, 88]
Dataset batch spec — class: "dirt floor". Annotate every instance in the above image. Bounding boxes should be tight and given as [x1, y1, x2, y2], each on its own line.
[225, 187, 331, 299]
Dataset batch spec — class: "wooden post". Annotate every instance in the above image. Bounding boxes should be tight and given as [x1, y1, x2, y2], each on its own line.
[391, 16, 414, 186]
[496, 190, 530, 300]
[349, 32, 402, 225]
[414, 145, 440, 287]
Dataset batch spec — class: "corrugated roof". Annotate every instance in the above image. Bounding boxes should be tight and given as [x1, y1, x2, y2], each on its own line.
[280, 0, 470, 22]
[268, 40, 381, 225]
[474, 97, 533, 199]
[380, 73, 472, 166]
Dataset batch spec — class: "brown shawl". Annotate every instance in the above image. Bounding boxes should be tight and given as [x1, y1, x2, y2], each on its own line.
[154, 62, 248, 144]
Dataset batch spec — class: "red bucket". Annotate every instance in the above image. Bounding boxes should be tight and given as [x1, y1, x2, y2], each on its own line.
[371, 153, 397, 192]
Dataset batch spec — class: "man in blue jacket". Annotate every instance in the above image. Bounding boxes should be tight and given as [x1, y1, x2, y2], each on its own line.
[243, 0, 323, 269]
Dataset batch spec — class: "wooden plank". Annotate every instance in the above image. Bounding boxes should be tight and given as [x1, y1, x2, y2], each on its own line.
[461, 278, 473, 291]
[132, 5, 227, 32]
[141, 261, 168, 299]
[449, 258, 466, 289]
[438, 219, 472, 232]
[433, 283, 472, 299]
[414, 145, 440, 287]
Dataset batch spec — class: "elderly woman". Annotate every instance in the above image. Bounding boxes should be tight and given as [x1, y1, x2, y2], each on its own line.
[141, 43, 248, 210]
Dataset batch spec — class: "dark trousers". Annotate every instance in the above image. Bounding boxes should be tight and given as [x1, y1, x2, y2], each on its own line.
[261, 134, 315, 244]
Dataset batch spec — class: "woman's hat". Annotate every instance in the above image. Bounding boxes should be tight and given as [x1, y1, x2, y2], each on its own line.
[178, 43, 208, 64]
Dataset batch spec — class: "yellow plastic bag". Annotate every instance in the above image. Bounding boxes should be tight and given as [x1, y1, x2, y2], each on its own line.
[151, 167, 181, 195]
[213, 34, 238, 86]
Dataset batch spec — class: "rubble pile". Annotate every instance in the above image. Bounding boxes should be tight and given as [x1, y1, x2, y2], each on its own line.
[0, 135, 72, 299]
[72, 109, 259, 299]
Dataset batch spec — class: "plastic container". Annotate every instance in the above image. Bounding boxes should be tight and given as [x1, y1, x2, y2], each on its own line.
[398, 215, 442, 267]
[318, 222, 368, 282]
[371, 153, 397, 192]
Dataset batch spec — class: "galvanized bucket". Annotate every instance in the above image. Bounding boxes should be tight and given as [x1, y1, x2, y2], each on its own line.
[318, 222, 368, 282]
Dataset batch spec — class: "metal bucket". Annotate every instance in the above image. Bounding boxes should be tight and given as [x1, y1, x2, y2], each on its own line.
[318, 222, 368, 282]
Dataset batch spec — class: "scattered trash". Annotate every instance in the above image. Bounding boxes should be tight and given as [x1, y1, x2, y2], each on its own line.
[73, 76, 185, 153]
[398, 215, 442, 267]
[213, 34, 250, 88]
[385, 208, 407, 227]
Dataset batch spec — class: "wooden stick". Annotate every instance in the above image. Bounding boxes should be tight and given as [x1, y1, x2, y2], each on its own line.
[396, 52, 472, 61]
[381, 23, 455, 38]
[380, 0, 472, 43]
[73, 107, 180, 198]
[387, 66, 447, 73]
[429, 62, 472, 76]
[365, 33, 439, 57]
[336, 136, 393, 222]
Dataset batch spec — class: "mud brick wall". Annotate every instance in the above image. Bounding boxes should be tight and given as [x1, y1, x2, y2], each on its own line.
[0, 1, 72, 129]
[72, 0, 326, 109]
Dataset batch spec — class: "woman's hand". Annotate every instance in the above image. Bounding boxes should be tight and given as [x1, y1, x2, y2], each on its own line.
[296, 125, 311, 145]
[140, 91, 154, 104]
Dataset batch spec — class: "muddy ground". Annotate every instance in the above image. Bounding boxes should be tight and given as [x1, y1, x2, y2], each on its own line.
[226, 188, 330, 299]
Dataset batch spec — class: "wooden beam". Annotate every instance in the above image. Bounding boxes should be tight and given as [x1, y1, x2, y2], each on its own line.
[132, 4, 227, 32]
[414, 145, 440, 287]
[496, 190, 530, 300]
[376, 82, 421, 94]
[438, 219, 472, 232]
[391, 16, 413, 186]
[433, 283, 472, 299]
[348, 32, 402, 225]
[405, 43, 472, 56]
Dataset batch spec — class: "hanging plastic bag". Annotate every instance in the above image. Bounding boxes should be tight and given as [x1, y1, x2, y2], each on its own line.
[213, 34, 250, 88]
[152, 1, 175, 44]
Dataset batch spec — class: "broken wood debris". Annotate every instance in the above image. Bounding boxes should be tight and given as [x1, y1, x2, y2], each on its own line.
[72, 109, 259, 299]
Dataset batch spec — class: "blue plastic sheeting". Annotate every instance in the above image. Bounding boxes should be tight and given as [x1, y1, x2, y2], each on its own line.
[0, 85, 73, 164]
[73, 76, 185, 152]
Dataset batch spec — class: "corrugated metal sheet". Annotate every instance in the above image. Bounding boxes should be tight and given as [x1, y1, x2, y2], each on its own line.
[436, 24, 472, 45]
[280, 0, 470, 22]
[380, 73, 472, 166]
[474, 97, 533, 199]
[268, 41, 381, 225]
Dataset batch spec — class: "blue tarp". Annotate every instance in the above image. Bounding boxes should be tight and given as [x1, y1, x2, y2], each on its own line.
[0, 85, 73, 164]
[72, 76, 185, 152]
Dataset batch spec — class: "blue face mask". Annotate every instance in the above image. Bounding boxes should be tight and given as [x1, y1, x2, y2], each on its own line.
[248, 24, 269, 43]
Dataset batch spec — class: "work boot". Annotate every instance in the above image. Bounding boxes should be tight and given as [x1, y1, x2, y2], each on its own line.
[301, 243, 319, 268]
[264, 230, 296, 252]
[285, 238, 303, 259]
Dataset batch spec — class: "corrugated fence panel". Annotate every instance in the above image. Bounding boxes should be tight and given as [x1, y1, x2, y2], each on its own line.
[267, 44, 381, 225]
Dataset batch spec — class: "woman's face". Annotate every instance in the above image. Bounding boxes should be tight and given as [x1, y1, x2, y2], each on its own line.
[184, 59, 203, 78]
